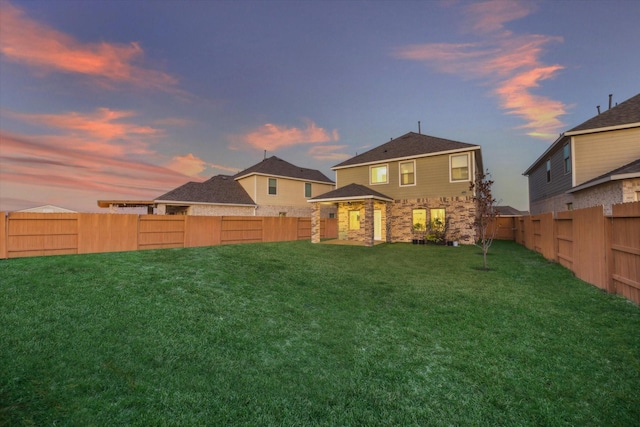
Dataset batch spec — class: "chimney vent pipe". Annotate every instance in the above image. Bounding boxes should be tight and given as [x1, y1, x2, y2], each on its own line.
[597, 105, 601, 115]
[609, 94, 612, 110]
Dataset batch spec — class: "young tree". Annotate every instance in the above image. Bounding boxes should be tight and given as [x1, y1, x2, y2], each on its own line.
[470, 169, 500, 270]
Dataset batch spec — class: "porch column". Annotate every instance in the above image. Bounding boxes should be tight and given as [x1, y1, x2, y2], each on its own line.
[311, 202, 321, 244]
[385, 201, 393, 243]
[364, 198, 374, 247]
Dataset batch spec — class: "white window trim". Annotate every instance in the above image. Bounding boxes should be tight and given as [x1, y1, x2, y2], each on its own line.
[268, 177, 278, 196]
[449, 153, 471, 183]
[369, 163, 389, 185]
[399, 160, 417, 187]
[563, 143, 571, 175]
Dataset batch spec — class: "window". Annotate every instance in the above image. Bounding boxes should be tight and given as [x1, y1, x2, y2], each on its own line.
[268, 178, 277, 195]
[566, 203, 573, 211]
[279, 212, 287, 217]
[329, 213, 335, 219]
[305, 182, 312, 198]
[546, 159, 551, 183]
[563, 144, 571, 174]
[370, 165, 388, 184]
[450, 154, 469, 181]
[430, 208, 446, 231]
[400, 161, 415, 186]
[412, 209, 426, 231]
[349, 210, 360, 230]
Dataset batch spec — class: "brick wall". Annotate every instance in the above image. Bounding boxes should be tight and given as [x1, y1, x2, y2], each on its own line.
[388, 197, 476, 244]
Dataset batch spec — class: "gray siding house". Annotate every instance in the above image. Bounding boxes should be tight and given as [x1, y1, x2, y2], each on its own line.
[524, 93, 640, 214]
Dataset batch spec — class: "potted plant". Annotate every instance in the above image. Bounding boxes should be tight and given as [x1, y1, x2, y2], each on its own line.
[427, 217, 447, 245]
[412, 222, 426, 244]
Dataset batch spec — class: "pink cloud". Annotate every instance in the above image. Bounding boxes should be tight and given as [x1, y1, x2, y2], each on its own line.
[308, 145, 351, 161]
[241, 120, 339, 151]
[0, 107, 215, 211]
[209, 163, 241, 174]
[394, 2, 568, 139]
[165, 153, 208, 177]
[0, 1, 178, 92]
[464, 0, 536, 35]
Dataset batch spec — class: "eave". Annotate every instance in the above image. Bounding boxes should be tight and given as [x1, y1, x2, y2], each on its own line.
[332, 146, 482, 171]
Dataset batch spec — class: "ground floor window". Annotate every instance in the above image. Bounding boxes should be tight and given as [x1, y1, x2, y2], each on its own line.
[430, 208, 446, 230]
[349, 210, 360, 230]
[412, 209, 426, 231]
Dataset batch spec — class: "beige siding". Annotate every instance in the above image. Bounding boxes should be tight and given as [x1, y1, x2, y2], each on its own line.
[336, 152, 474, 199]
[238, 175, 334, 207]
[574, 127, 640, 186]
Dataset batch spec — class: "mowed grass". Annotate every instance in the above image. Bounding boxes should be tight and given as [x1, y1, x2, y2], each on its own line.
[1, 241, 639, 426]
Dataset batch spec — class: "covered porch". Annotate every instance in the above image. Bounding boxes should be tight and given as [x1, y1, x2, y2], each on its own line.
[308, 184, 393, 247]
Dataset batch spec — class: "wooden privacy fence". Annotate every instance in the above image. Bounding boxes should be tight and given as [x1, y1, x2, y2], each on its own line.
[0, 213, 338, 259]
[514, 201, 640, 305]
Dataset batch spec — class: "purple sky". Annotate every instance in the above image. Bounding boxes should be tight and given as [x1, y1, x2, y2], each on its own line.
[1, 0, 639, 212]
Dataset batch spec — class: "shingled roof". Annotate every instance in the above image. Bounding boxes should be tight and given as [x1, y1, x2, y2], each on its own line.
[156, 175, 255, 205]
[567, 93, 640, 133]
[524, 93, 640, 175]
[234, 156, 334, 183]
[309, 183, 393, 202]
[333, 132, 480, 169]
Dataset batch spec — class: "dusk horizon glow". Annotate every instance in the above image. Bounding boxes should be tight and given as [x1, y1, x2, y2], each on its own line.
[1, 0, 639, 212]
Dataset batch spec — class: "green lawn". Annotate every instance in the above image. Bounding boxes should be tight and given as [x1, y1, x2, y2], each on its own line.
[1, 241, 639, 426]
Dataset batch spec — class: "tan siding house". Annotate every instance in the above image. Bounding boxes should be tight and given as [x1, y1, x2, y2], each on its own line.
[155, 156, 336, 218]
[310, 132, 483, 246]
[524, 93, 640, 215]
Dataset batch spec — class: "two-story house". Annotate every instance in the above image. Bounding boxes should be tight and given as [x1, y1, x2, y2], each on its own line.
[524, 93, 640, 215]
[308, 132, 483, 246]
[156, 156, 336, 217]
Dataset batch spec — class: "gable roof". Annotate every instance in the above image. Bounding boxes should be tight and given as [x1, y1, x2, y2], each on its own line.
[567, 158, 640, 193]
[308, 183, 393, 202]
[495, 206, 528, 216]
[524, 93, 640, 175]
[234, 156, 334, 183]
[566, 93, 640, 134]
[155, 175, 256, 205]
[18, 204, 76, 213]
[333, 132, 481, 169]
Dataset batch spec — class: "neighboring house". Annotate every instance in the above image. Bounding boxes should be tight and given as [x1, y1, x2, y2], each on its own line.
[156, 156, 336, 217]
[308, 132, 483, 246]
[18, 205, 76, 213]
[524, 93, 640, 215]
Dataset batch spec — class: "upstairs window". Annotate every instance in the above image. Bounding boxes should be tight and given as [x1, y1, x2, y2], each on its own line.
[400, 161, 415, 186]
[268, 178, 277, 195]
[370, 165, 388, 185]
[305, 182, 312, 198]
[450, 154, 470, 182]
[546, 159, 551, 183]
[563, 143, 571, 174]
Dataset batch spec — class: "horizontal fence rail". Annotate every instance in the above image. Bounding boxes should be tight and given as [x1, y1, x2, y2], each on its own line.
[514, 201, 640, 305]
[0, 213, 337, 260]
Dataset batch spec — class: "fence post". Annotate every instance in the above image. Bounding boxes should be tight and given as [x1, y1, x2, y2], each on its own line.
[604, 214, 614, 294]
[0, 212, 6, 259]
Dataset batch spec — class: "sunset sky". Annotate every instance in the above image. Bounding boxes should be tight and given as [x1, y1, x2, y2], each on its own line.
[1, 0, 639, 212]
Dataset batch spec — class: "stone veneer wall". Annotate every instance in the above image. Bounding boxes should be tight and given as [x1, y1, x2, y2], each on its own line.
[529, 193, 574, 215]
[573, 178, 640, 215]
[388, 197, 476, 244]
[337, 201, 365, 241]
[336, 197, 475, 244]
[622, 178, 640, 203]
